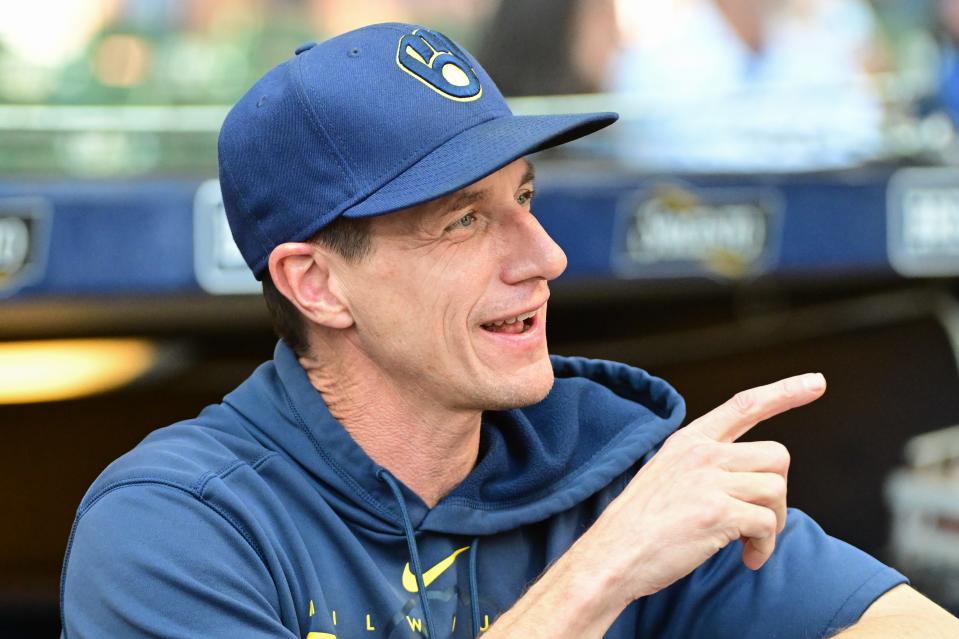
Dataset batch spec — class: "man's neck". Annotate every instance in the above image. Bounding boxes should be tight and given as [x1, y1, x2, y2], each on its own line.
[298, 348, 481, 508]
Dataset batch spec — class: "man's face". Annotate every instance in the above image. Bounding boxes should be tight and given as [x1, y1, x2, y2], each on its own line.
[333, 158, 567, 412]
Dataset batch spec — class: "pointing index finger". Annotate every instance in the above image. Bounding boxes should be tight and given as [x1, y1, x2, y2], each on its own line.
[688, 373, 826, 443]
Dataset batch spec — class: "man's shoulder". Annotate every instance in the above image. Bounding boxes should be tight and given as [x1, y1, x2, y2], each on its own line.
[78, 403, 277, 516]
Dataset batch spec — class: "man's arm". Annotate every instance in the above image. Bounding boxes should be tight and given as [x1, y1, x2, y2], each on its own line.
[61, 483, 298, 639]
[485, 374, 958, 638]
[830, 584, 959, 638]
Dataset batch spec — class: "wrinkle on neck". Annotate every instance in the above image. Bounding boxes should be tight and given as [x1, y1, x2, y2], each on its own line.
[298, 343, 482, 508]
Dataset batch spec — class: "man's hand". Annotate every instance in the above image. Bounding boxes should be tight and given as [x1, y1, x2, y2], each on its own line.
[583, 372, 826, 601]
[486, 373, 828, 639]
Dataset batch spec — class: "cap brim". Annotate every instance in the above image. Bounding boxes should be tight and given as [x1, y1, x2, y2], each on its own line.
[342, 111, 617, 219]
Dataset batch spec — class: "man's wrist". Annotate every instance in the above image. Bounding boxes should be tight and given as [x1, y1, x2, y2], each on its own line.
[558, 541, 634, 631]
[486, 539, 633, 639]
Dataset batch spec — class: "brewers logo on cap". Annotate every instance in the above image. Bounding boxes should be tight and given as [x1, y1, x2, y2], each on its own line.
[396, 28, 482, 102]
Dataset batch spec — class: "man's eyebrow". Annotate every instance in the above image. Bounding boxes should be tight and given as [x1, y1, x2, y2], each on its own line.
[520, 160, 536, 187]
[443, 188, 488, 214]
[437, 160, 537, 216]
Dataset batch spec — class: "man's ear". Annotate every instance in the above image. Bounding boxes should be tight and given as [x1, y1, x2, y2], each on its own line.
[268, 243, 354, 329]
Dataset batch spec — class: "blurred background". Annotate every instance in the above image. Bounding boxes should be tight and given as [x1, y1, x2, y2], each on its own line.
[3, 0, 959, 635]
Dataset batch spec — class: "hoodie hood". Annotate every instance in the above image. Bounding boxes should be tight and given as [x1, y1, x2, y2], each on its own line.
[222, 342, 686, 537]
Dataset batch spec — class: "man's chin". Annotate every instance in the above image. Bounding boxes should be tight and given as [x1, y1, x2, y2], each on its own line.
[480, 359, 555, 410]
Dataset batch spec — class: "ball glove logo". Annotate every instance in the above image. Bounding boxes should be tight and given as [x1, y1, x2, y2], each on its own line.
[396, 28, 482, 101]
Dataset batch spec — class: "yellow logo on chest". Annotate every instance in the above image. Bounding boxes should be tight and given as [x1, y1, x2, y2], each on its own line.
[401, 546, 470, 592]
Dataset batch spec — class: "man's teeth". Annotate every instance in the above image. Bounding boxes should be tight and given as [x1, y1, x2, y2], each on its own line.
[487, 310, 536, 327]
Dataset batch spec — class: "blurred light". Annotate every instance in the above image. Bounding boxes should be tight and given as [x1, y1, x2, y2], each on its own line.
[615, 0, 679, 46]
[93, 34, 150, 87]
[0, 0, 117, 67]
[0, 105, 228, 132]
[0, 338, 157, 404]
[54, 130, 160, 177]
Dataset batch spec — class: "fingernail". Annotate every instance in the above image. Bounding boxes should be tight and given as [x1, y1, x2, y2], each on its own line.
[803, 373, 825, 391]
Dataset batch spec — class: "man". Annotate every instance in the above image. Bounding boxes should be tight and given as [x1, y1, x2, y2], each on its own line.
[60, 23, 958, 638]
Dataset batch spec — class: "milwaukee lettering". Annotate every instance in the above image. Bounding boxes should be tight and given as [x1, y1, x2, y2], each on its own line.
[303, 548, 492, 639]
[303, 608, 491, 637]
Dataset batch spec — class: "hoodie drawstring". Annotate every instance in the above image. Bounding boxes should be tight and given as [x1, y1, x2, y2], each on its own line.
[377, 470, 485, 638]
[377, 469, 439, 639]
[468, 536, 481, 637]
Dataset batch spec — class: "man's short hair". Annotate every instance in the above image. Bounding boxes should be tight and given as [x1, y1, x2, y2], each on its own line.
[262, 215, 373, 355]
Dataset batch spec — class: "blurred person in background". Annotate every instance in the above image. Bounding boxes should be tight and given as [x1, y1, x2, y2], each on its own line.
[613, 0, 881, 103]
[611, 0, 888, 170]
[934, 0, 959, 124]
[58, 20, 959, 639]
[476, 0, 879, 103]
[477, 0, 620, 96]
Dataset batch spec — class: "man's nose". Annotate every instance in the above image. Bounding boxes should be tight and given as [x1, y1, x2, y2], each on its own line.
[500, 211, 568, 284]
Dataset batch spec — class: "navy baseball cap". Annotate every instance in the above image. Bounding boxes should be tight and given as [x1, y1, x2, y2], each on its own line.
[218, 22, 618, 278]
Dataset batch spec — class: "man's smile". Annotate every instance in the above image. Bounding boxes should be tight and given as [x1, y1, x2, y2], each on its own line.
[481, 309, 537, 334]
[478, 300, 548, 335]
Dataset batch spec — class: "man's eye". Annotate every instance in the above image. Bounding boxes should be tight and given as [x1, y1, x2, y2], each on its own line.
[446, 213, 475, 231]
[517, 189, 535, 206]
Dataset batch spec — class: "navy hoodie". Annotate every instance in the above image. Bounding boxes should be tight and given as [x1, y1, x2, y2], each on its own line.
[60, 342, 905, 638]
